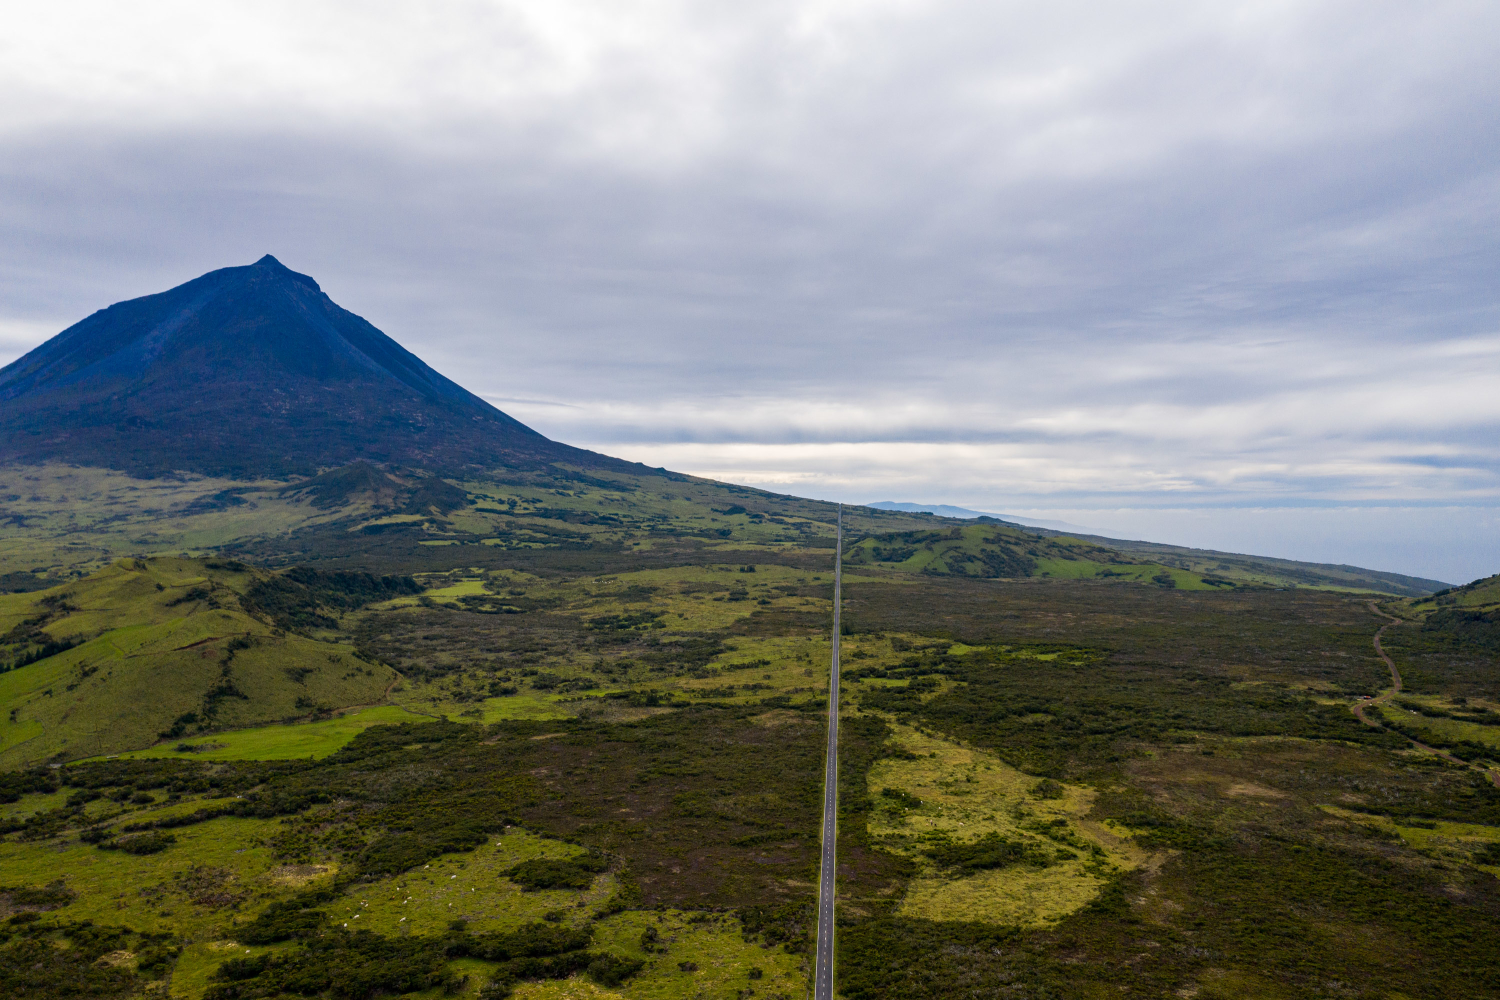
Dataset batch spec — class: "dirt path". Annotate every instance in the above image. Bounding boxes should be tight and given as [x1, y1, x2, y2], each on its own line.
[1353, 601, 1500, 787]
[1351, 602, 1403, 728]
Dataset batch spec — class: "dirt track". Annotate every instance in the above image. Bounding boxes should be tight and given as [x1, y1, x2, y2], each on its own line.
[1352, 601, 1499, 787]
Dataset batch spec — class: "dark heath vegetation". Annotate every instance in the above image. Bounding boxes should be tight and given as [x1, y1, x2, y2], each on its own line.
[0, 260, 1496, 999]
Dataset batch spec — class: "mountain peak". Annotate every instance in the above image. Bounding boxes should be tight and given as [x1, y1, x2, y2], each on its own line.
[0, 259, 606, 478]
[251, 253, 320, 291]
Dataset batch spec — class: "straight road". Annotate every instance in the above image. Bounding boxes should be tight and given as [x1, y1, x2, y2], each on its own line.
[812, 504, 842, 1000]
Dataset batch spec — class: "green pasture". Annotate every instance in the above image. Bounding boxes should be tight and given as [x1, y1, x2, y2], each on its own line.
[475, 691, 577, 722]
[1409, 571, 1500, 613]
[1031, 557, 1216, 589]
[1378, 701, 1500, 751]
[863, 720, 1142, 928]
[103, 705, 431, 761]
[1320, 804, 1500, 867]
[341, 829, 610, 938]
[566, 910, 805, 999]
[842, 521, 1224, 589]
[1, 557, 397, 766]
[0, 811, 286, 939]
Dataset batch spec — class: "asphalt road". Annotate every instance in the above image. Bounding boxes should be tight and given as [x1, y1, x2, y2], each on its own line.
[812, 504, 842, 1000]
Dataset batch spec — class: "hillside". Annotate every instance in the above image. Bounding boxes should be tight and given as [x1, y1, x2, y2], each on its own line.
[0, 256, 606, 478]
[1017, 526, 1450, 596]
[843, 523, 1222, 588]
[0, 557, 407, 766]
[1411, 571, 1500, 613]
[861, 506, 1450, 595]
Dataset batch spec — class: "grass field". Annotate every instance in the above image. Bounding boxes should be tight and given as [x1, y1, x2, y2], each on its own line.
[0, 808, 285, 938]
[863, 720, 1147, 926]
[1378, 700, 1500, 750]
[0, 557, 397, 766]
[1408, 571, 1500, 613]
[0, 778, 801, 1000]
[103, 705, 431, 761]
[331, 829, 614, 937]
[1318, 804, 1500, 868]
[522, 910, 805, 1000]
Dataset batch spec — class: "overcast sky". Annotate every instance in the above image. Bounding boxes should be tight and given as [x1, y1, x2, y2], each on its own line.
[1, 1, 1497, 583]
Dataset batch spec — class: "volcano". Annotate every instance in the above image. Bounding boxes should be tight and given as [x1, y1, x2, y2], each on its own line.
[0, 256, 600, 477]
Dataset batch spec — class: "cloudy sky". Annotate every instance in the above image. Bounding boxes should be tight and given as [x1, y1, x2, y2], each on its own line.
[2, 1, 1497, 583]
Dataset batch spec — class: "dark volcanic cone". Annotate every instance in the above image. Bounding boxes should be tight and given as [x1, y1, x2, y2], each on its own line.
[0, 255, 603, 478]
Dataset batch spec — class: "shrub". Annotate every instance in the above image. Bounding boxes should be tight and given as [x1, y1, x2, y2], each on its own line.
[1, 881, 76, 909]
[586, 953, 645, 987]
[921, 832, 1052, 871]
[504, 853, 607, 891]
[235, 893, 331, 944]
[879, 786, 923, 809]
[1030, 778, 1065, 800]
[97, 831, 175, 855]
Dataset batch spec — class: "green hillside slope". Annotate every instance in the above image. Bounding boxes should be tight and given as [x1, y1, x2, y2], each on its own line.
[1411, 571, 1500, 613]
[0, 461, 1441, 598]
[843, 523, 1225, 588]
[1025, 528, 1449, 595]
[0, 558, 402, 766]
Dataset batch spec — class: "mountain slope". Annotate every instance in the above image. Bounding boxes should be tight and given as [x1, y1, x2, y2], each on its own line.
[1028, 530, 1451, 596]
[862, 503, 1449, 592]
[0, 255, 603, 478]
[843, 522, 1222, 587]
[1413, 571, 1500, 612]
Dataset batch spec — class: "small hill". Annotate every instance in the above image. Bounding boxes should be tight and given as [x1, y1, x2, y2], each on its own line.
[1041, 532, 1451, 596]
[1415, 572, 1500, 612]
[0, 255, 608, 478]
[1401, 572, 1500, 648]
[857, 508, 1449, 595]
[0, 557, 412, 766]
[844, 523, 1224, 588]
[841, 522, 1459, 594]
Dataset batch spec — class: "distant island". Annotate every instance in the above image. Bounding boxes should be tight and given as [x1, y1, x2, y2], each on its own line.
[862, 501, 1093, 532]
